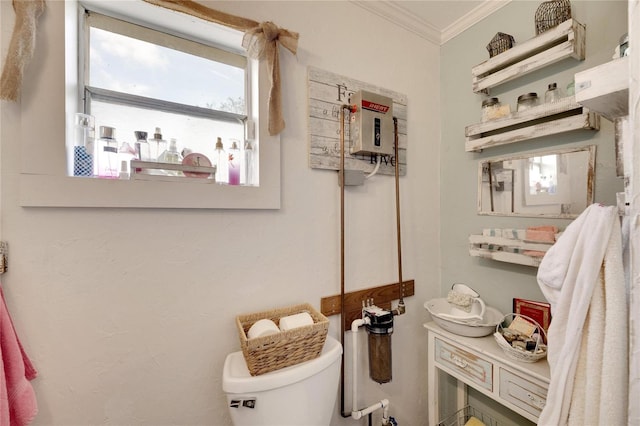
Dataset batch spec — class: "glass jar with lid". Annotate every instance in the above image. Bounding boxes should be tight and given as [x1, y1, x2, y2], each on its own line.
[482, 97, 500, 122]
[544, 83, 562, 103]
[517, 92, 540, 112]
[481, 97, 510, 122]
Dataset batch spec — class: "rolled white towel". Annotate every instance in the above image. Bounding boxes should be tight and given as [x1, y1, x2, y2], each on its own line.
[279, 312, 314, 331]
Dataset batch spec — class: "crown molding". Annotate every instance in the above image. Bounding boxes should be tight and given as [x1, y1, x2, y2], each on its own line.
[351, 0, 512, 46]
[350, 1, 441, 45]
[441, 0, 512, 44]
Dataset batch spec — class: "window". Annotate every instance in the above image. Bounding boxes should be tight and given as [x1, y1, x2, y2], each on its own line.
[76, 8, 254, 185]
[15, 0, 281, 209]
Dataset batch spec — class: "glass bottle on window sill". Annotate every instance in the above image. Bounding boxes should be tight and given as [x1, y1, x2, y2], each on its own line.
[73, 113, 95, 177]
[244, 140, 256, 186]
[96, 126, 119, 179]
[213, 137, 228, 184]
[158, 138, 183, 176]
[134, 131, 151, 162]
[118, 141, 137, 177]
[228, 139, 241, 185]
[148, 127, 167, 161]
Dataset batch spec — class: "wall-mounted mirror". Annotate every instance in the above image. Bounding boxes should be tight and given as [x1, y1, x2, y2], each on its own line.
[478, 145, 596, 218]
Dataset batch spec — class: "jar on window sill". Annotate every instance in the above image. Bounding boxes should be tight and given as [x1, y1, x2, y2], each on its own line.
[481, 97, 511, 122]
[517, 92, 539, 112]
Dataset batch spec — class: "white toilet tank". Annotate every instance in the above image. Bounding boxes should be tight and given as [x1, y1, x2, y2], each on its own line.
[222, 335, 343, 426]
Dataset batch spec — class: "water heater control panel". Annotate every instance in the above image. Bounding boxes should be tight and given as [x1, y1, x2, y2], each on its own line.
[349, 90, 394, 156]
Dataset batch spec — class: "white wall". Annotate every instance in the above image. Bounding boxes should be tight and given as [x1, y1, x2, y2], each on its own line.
[0, 1, 440, 425]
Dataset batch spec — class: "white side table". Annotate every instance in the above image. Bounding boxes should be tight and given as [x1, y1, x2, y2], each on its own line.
[425, 322, 550, 425]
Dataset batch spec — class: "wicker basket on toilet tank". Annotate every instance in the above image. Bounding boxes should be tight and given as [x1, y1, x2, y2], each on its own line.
[236, 303, 329, 376]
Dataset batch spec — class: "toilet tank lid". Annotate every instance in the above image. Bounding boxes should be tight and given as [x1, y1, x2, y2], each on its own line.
[222, 335, 342, 394]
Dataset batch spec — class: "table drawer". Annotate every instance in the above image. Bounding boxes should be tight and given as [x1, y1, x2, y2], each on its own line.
[434, 337, 493, 391]
[499, 368, 547, 417]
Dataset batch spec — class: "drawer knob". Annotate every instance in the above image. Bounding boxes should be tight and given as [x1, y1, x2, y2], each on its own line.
[450, 354, 468, 369]
[527, 392, 546, 409]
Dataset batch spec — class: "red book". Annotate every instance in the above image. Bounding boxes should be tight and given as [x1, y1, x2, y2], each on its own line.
[513, 298, 551, 334]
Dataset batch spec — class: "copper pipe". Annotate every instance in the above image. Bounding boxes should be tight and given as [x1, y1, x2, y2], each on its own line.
[393, 117, 406, 311]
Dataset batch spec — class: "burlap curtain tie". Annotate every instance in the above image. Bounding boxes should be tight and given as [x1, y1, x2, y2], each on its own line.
[0, 0, 46, 101]
[0, 0, 300, 135]
[142, 0, 298, 136]
[243, 22, 299, 136]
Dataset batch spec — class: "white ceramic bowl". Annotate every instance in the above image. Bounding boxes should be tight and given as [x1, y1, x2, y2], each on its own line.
[424, 298, 504, 337]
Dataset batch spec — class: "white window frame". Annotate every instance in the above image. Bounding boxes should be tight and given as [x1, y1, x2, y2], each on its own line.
[15, 0, 280, 209]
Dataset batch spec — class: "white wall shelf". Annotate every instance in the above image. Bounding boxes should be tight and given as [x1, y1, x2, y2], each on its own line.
[575, 56, 629, 121]
[465, 96, 600, 152]
[468, 231, 555, 268]
[472, 19, 586, 94]
[469, 247, 543, 267]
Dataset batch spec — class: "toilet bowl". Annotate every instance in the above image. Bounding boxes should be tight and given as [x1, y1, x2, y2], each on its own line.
[222, 335, 343, 426]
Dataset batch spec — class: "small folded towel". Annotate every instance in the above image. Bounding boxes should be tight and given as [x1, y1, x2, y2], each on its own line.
[526, 225, 558, 243]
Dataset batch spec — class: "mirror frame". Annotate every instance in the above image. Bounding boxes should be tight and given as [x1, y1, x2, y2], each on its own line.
[477, 145, 596, 219]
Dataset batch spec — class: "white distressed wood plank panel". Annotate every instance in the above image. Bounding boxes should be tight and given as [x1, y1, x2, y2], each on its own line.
[465, 113, 599, 152]
[308, 66, 408, 175]
[466, 96, 581, 136]
[468, 235, 553, 252]
[472, 19, 580, 76]
[472, 19, 585, 94]
[469, 248, 542, 267]
[474, 42, 575, 94]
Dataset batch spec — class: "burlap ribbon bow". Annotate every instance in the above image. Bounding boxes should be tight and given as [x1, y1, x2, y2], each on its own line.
[142, 0, 299, 136]
[243, 22, 298, 136]
[0, 0, 46, 101]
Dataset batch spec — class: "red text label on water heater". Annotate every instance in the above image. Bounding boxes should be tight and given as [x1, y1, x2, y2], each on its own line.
[362, 100, 390, 114]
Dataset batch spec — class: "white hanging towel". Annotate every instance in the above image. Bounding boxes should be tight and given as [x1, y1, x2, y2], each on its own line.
[537, 204, 628, 426]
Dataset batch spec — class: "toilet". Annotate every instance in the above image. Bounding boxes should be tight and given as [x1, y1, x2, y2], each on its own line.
[222, 335, 343, 426]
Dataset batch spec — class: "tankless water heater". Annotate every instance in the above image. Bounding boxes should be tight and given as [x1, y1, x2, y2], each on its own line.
[349, 90, 394, 156]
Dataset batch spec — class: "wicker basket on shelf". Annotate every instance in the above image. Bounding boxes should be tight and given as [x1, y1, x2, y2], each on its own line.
[535, 0, 571, 35]
[236, 303, 329, 376]
[494, 313, 547, 363]
[486, 32, 515, 58]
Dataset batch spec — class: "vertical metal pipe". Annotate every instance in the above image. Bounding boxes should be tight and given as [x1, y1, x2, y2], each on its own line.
[340, 105, 349, 417]
[393, 117, 405, 302]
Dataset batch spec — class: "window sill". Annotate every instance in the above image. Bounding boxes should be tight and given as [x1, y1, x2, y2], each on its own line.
[19, 173, 280, 209]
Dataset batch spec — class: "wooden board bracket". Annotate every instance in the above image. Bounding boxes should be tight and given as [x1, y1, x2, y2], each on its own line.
[321, 280, 414, 331]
